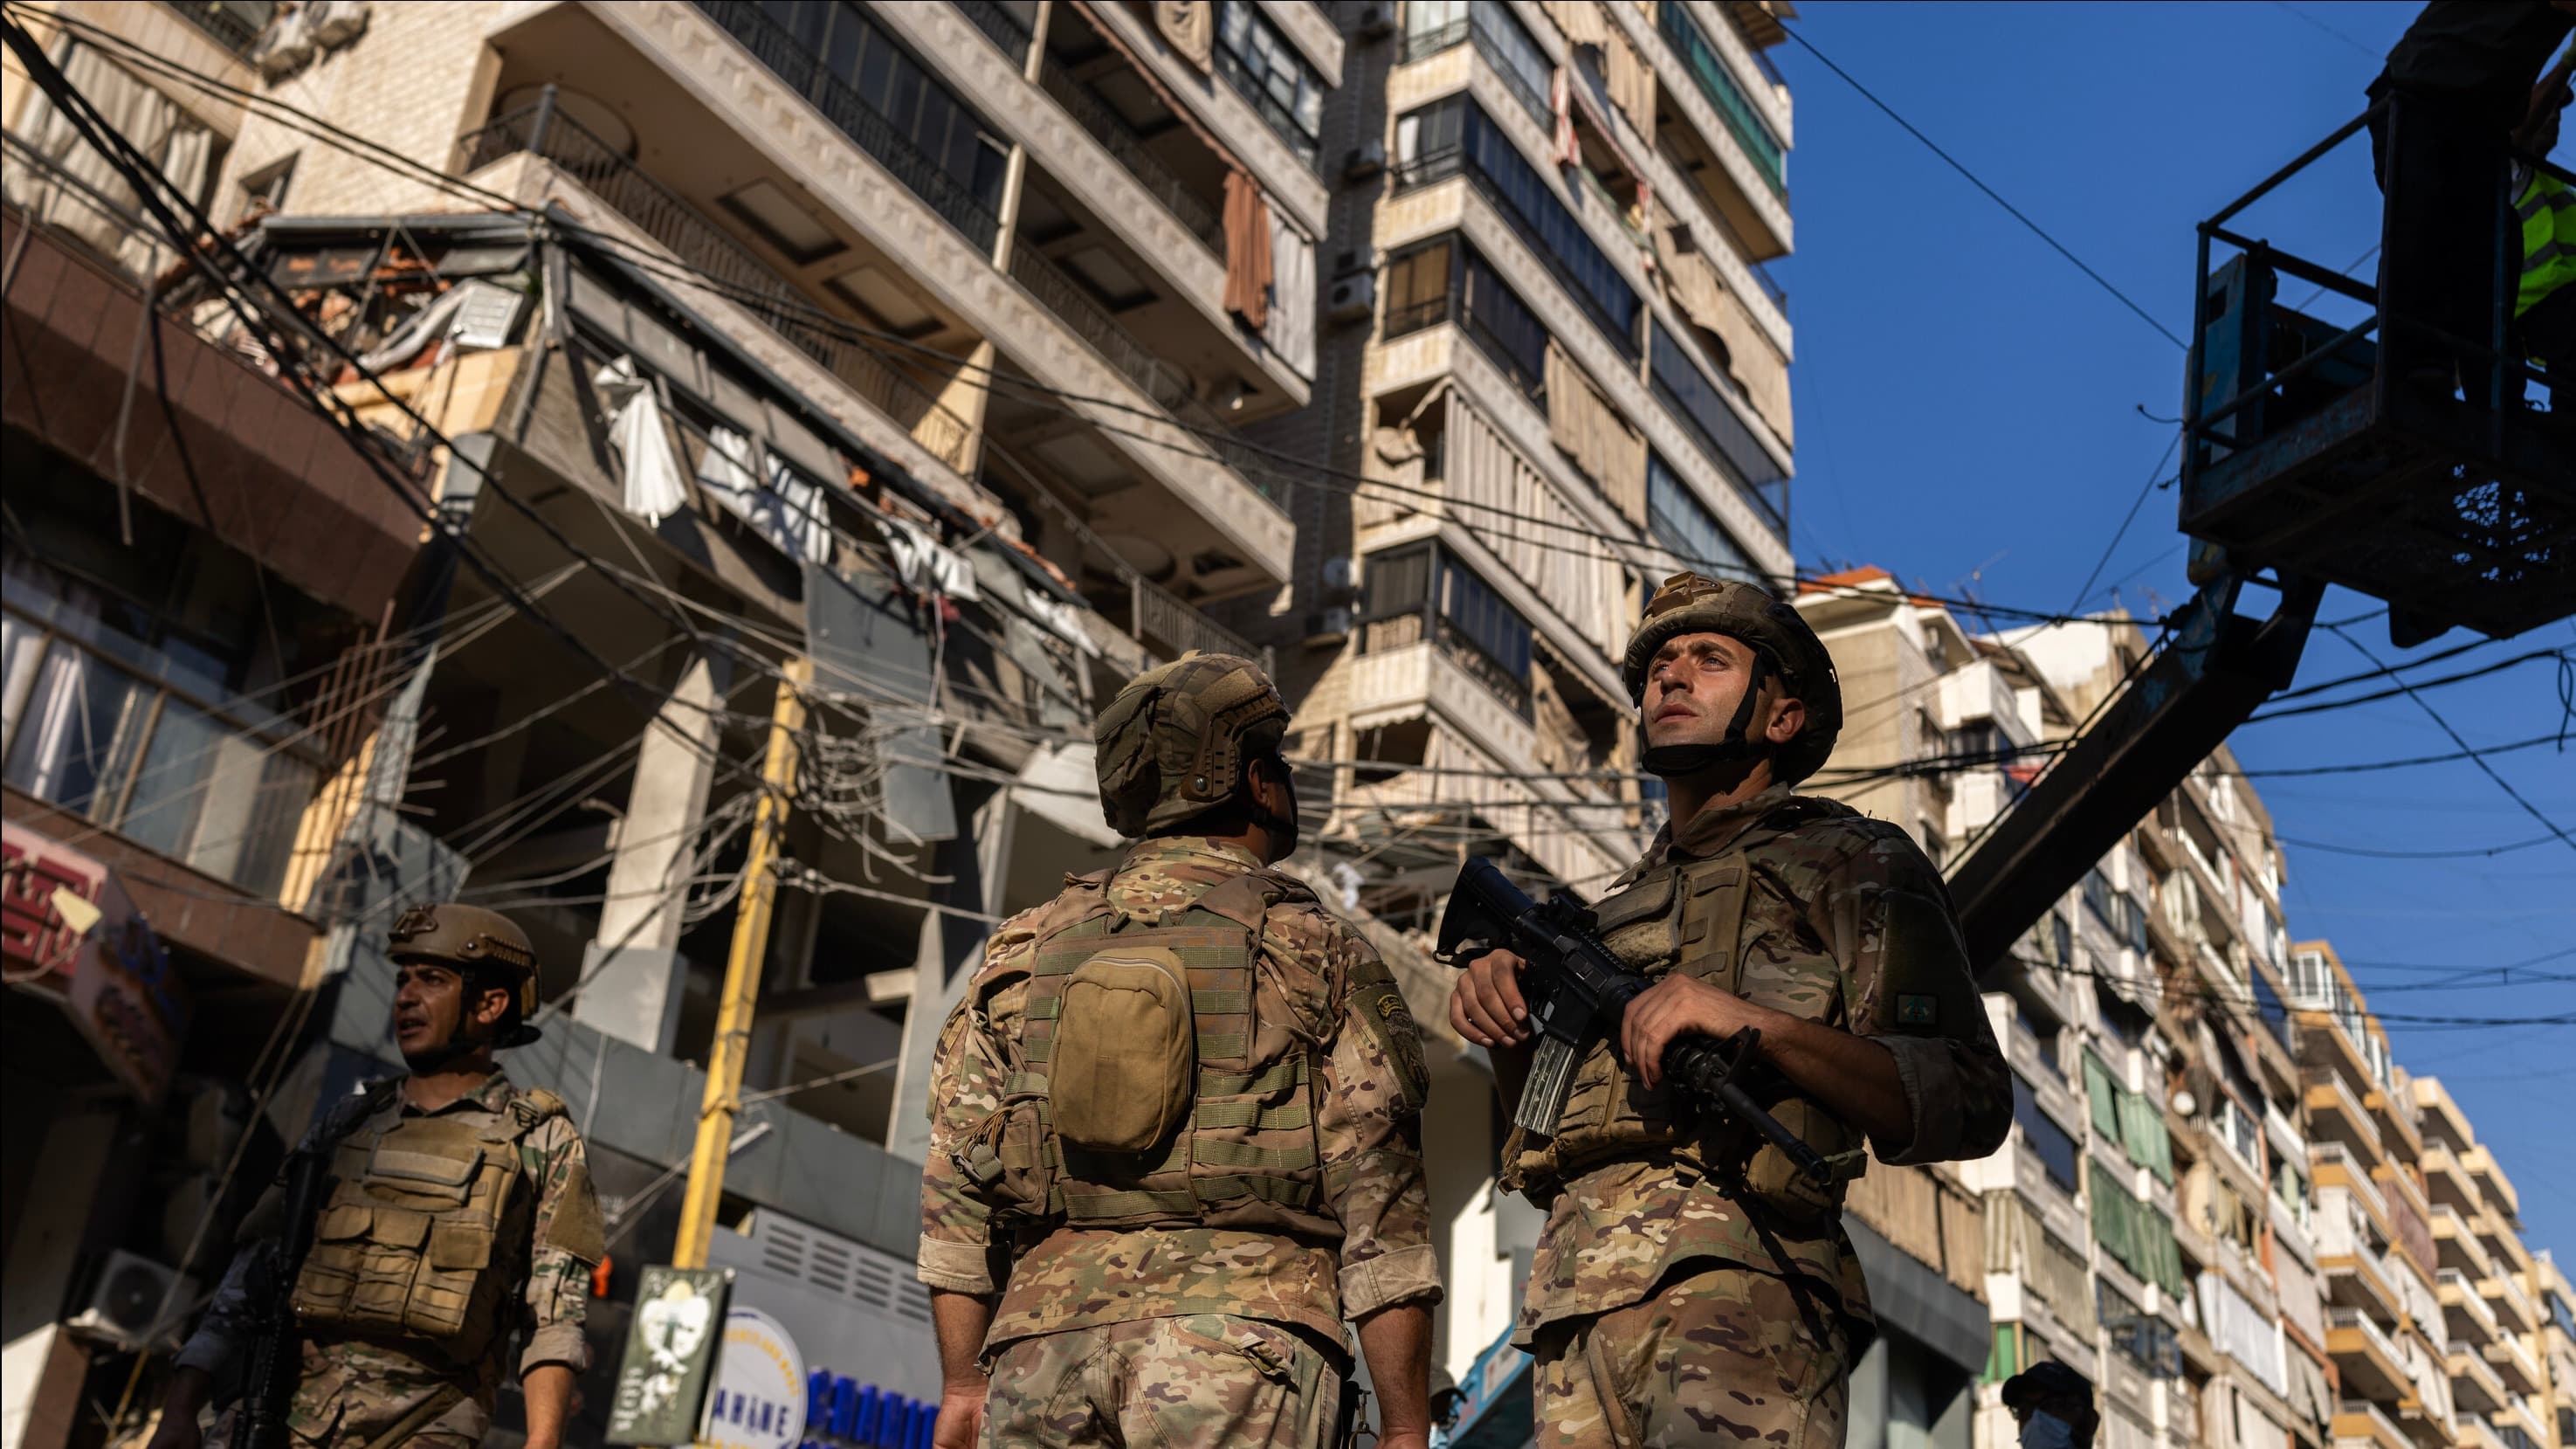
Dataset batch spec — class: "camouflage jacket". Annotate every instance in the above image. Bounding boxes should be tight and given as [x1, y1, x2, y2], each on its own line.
[918, 836, 1441, 1353]
[176, 1070, 601, 1411]
[1512, 785, 2010, 1344]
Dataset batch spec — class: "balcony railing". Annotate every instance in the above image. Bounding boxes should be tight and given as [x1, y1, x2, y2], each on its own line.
[1656, 2, 1787, 200]
[458, 101, 979, 475]
[1399, 17, 1468, 66]
[1393, 147, 1640, 362]
[952, 0, 1034, 67]
[1037, 61, 1225, 253]
[164, 0, 272, 54]
[1003, 242, 1283, 504]
[690, 0, 1002, 252]
[1382, 289, 1546, 402]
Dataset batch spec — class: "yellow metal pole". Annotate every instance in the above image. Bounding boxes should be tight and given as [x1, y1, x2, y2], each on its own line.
[671, 655, 809, 1269]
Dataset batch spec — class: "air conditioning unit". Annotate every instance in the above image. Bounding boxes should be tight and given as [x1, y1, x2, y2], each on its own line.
[1305, 607, 1353, 646]
[1354, 3, 1396, 39]
[67, 1251, 195, 1350]
[1342, 140, 1387, 183]
[1327, 272, 1376, 325]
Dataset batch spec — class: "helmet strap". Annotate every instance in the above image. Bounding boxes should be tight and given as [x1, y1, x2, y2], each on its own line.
[1640, 650, 1773, 780]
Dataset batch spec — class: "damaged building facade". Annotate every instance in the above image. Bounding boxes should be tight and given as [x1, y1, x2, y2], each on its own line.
[3, 0, 1337, 1442]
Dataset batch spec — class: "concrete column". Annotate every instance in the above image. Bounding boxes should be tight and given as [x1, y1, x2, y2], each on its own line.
[575, 652, 724, 1053]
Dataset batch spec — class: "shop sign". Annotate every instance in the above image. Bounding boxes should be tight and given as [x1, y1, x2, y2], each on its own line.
[607, 1266, 733, 1446]
[703, 1308, 806, 1449]
[1, 821, 186, 1102]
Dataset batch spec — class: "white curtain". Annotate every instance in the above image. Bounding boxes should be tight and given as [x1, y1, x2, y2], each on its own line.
[697, 426, 831, 566]
[592, 356, 689, 525]
[1265, 208, 1315, 380]
[876, 515, 980, 602]
[1, 39, 214, 277]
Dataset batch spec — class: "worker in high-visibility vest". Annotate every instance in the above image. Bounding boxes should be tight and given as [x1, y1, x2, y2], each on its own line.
[2512, 68, 2574, 415]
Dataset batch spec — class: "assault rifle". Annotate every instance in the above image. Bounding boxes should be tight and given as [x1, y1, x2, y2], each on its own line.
[236, 1147, 332, 1449]
[1438, 856, 1832, 1185]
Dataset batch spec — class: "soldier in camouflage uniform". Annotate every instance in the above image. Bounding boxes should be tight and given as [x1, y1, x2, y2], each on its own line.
[920, 653, 1442, 1449]
[153, 906, 604, 1449]
[1450, 574, 2013, 1449]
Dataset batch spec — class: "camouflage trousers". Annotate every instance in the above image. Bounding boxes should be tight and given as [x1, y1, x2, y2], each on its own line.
[980, 1314, 1347, 1448]
[1528, 1263, 1852, 1449]
[286, 1339, 488, 1449]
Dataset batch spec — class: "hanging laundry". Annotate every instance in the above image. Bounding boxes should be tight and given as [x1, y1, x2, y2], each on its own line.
[876, 514, 981, 602]
[697, 425, 831, 565]
[592, 356, 689, 525]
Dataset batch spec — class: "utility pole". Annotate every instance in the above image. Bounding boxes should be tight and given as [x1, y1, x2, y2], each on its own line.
[671, 656, 809, 1269]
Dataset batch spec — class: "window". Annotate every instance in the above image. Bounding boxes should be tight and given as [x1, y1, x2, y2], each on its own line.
[1, 518, 322, 901]
[1650, 321, 1786, 538]
[1215, 0, 1325, 169]
[1357, 542, 1534, 718]
[237, 153, 297, 221]
[2014, 1073, 2080, 1191]
[1400, 0, 1468, 63]
[2249, 966, 2292, 1049]
[1383, 238, 1455, 339]
[1458, 244, 1548, 397]
[1395, 97, 1641, 359]
[1645, 452, 1757, 581]
[1656, 1, 1787, 197]
[731, 1, 1009, 244]
[1469, 3, 1552, 126]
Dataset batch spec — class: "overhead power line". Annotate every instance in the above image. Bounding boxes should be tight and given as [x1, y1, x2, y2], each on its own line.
[23, 7, 2184, 638]
[1779, 24, 2189, 349]
[2322, 624, 2576, 855]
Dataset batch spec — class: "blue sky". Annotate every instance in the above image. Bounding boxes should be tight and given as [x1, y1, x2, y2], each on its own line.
[1769, 3, 2576, 1253]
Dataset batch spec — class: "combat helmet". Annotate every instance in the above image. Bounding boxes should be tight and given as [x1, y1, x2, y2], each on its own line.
[1094, 652, 1291, 838]
[1621, 571, 1842, 783]
[387, 903, 543, 1046]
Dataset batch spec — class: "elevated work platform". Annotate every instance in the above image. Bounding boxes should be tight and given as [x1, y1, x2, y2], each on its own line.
[2181, 100, 2573, 645]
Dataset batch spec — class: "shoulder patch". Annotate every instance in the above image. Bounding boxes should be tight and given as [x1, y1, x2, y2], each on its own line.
[1347, 968, 1430, 1114]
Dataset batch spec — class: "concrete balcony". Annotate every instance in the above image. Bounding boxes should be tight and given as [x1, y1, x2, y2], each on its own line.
[2476, 1209, 2532, 1280]
[2447, 1345, 2509, 1416]
[2453, 1412, 2507, 1449]
[2339, 1399, 2414, 1449]
[1628, 0, 1794, 256]
[2460, 1148, 2518, 1222]
[2492, 1396, 2548, 1449]
[1370, 175, 1791, 573]
[2421, 1145, 2483, 1218]
[2483, 1330, 2541, 1397]
[506, 0, 1296, 594]
[2442, 1269, 2504, 1348]
[1935, 658, 2036, 744]
[2331, 1306, 2417, 1402]
[1336, 641, 1631, 889]
[2370, 1083, 2425, 1162]
[874, 1, 1312, 406]
[2310, 1072, 2386, 1163]
[2435, 1205, 2499, 1281]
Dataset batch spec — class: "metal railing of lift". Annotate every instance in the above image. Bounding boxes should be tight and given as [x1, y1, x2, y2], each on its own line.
[1036, 61, 1225, 253]
[2185, 92, 2573, 468]
[458, 100, 979, 475]
[952, 0, 1033, 67]
[689, 0, 1002, 253]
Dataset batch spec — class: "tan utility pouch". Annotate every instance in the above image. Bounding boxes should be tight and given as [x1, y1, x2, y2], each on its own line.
[1049, 947, 1196, 1153]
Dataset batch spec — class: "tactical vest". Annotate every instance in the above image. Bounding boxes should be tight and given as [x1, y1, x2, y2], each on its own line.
[1502, 803, 1868, 1221]
[968, 867, 1335, 1239]
[292, 1088, 564, 1363]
